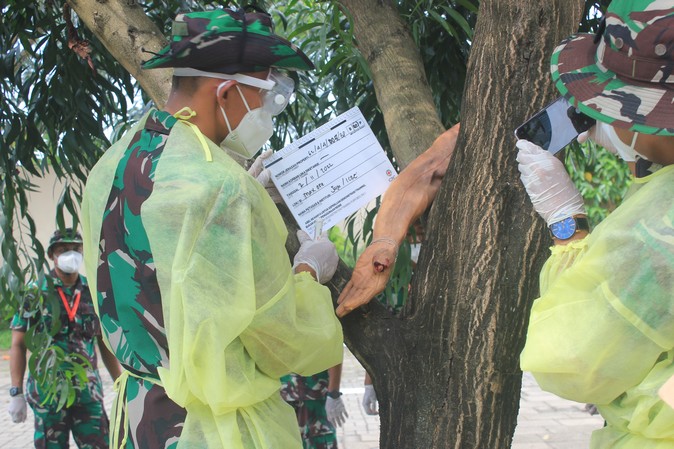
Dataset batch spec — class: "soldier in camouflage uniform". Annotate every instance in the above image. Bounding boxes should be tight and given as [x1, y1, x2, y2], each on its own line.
[81, 7, 342, 449]
[517, 1, 674, 448]
[8, 228, 121, 449]
[281, 364, 348, 449]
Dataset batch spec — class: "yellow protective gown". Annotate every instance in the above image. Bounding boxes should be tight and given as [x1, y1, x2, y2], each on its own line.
[81, 111, 343, 449]
[521, 165, 674, 449]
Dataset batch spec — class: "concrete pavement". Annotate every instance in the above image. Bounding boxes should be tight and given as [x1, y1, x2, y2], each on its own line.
[0, 347, 603, 448]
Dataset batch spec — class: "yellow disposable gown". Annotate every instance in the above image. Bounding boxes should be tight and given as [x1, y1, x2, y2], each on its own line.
[81, 111, 343, 449]
[521, 165, 674, 448]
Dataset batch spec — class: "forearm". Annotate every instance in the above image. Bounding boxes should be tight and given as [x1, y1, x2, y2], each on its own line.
[328, 363, 343, 392]
[9, 331, 27, 388]
[374, 123, 459, 244]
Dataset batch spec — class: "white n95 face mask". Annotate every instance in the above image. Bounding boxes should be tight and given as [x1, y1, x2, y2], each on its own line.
[219, 85, 274, 159]
[601, 122, 642, 162]
[57, 251, 83, 274]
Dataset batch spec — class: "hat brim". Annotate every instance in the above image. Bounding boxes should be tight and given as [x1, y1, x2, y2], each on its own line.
[551, 33, 674, 136]
[142, 33, 314, 73]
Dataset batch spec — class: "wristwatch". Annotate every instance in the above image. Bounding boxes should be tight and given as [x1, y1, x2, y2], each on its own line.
[549, 216, 590, 240]
[327, 390, 342, 399]
[9, 386, 22, 397]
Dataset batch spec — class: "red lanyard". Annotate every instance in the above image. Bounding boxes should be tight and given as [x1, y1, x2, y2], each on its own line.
[57, 287, 81, 322]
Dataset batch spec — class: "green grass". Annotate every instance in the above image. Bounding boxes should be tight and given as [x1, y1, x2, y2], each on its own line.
[0, 329, 11, 350]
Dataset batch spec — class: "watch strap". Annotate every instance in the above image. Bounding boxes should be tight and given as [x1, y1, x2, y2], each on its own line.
[9, 386, 23, 397]
[549, 216, 590, 240]
[575, 217, 590, 232]
[327, 390, 342, 399]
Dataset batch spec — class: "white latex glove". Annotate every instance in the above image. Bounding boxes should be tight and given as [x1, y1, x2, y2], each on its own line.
[578, 122, 615, 154]
[293, 230, 339, 284]
[576, 122, 618, 154]
[579, 122, 640, 162]
[247, 149, 283, 204]
[516, 139, 586, 225]
[362, 384, 378, 415]
[326, 396, 348, 427]
[8, 394, 27, 423]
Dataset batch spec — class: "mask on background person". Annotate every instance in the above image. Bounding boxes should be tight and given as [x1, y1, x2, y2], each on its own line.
[601, 122, 642, 162]
[57, 251, 82, 274]
[219, 84, 274, 159]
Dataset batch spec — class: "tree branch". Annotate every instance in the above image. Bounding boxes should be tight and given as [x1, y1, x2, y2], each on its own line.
[66, 0, 172, 107]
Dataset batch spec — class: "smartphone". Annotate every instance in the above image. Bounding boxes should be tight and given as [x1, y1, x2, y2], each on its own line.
[514, 97, 596, 154]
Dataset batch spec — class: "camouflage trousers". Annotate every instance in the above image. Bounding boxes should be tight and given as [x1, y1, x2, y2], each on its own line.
[286, 398, 338, 449]
[27, 375, 109, 449]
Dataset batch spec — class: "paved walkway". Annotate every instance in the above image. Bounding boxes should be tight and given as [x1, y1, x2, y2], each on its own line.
[0, 347, 603, 449]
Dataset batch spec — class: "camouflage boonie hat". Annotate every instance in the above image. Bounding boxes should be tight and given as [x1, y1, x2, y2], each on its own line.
[550, 0, 674, 136]
[141, 8, 314, 73]
[47, 228, 83, 257]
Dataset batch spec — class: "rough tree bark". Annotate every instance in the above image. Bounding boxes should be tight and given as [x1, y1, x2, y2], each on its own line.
[336, 0, 446, 168]
[66, 0, 172, 107]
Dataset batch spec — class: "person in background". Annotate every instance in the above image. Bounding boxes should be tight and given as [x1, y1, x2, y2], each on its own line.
[362, 372, 378, 416]
[8, 228, 121, 449]
[517, 1, 674, 447]
[81, 7, 342, 449]
[281, 364, 348, 449]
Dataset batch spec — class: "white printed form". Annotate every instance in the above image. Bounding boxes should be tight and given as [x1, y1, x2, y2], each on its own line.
[264, 107, 397, 237]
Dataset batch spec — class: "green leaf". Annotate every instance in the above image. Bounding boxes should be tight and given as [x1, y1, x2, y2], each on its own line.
[428, 10, 458, 39]
[440, 5, 474, 38]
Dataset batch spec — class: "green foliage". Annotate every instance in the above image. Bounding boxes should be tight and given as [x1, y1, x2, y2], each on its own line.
[565, 142, 632, 227]
[0, 329, 11, 350]
[0, 0, 136, 324]
[329, 226, 357, 268]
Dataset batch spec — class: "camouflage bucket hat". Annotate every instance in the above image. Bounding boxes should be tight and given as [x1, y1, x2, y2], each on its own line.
[142, 8, 314, 73]
[550, 0, 674, 136]
[48, 228, 83, 256]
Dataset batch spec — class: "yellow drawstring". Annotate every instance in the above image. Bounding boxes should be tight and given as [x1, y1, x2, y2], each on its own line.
[173, 107, 213, 162]
[110, 370, 160, 449]
[110, 371, 129, 449]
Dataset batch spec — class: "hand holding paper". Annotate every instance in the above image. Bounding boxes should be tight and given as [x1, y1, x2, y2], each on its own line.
[247, 150, 283, 203]
[293, 230, 339, 284]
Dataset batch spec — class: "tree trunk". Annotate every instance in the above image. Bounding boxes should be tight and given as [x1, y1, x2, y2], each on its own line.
[66, 0, 172, 107]
[336, 0, 445, 168]
[356, 1, 583, 448]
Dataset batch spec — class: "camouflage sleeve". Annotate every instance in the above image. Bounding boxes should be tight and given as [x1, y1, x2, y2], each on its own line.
[9, 311, 27, 332]
[9, 292, 34, 332]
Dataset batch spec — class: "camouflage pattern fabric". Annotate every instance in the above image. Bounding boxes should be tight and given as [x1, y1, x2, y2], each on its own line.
[30, 373, 108, 449]
[280, 372, 337, 449]
[10, 271, 109, 449]
[142, 8, 314, 73]
[550, 0, 674, 136]
[95, 109, 186, 449]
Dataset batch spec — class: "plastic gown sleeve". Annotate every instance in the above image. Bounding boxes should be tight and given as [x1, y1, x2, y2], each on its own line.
[521, 173, 674, 405]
